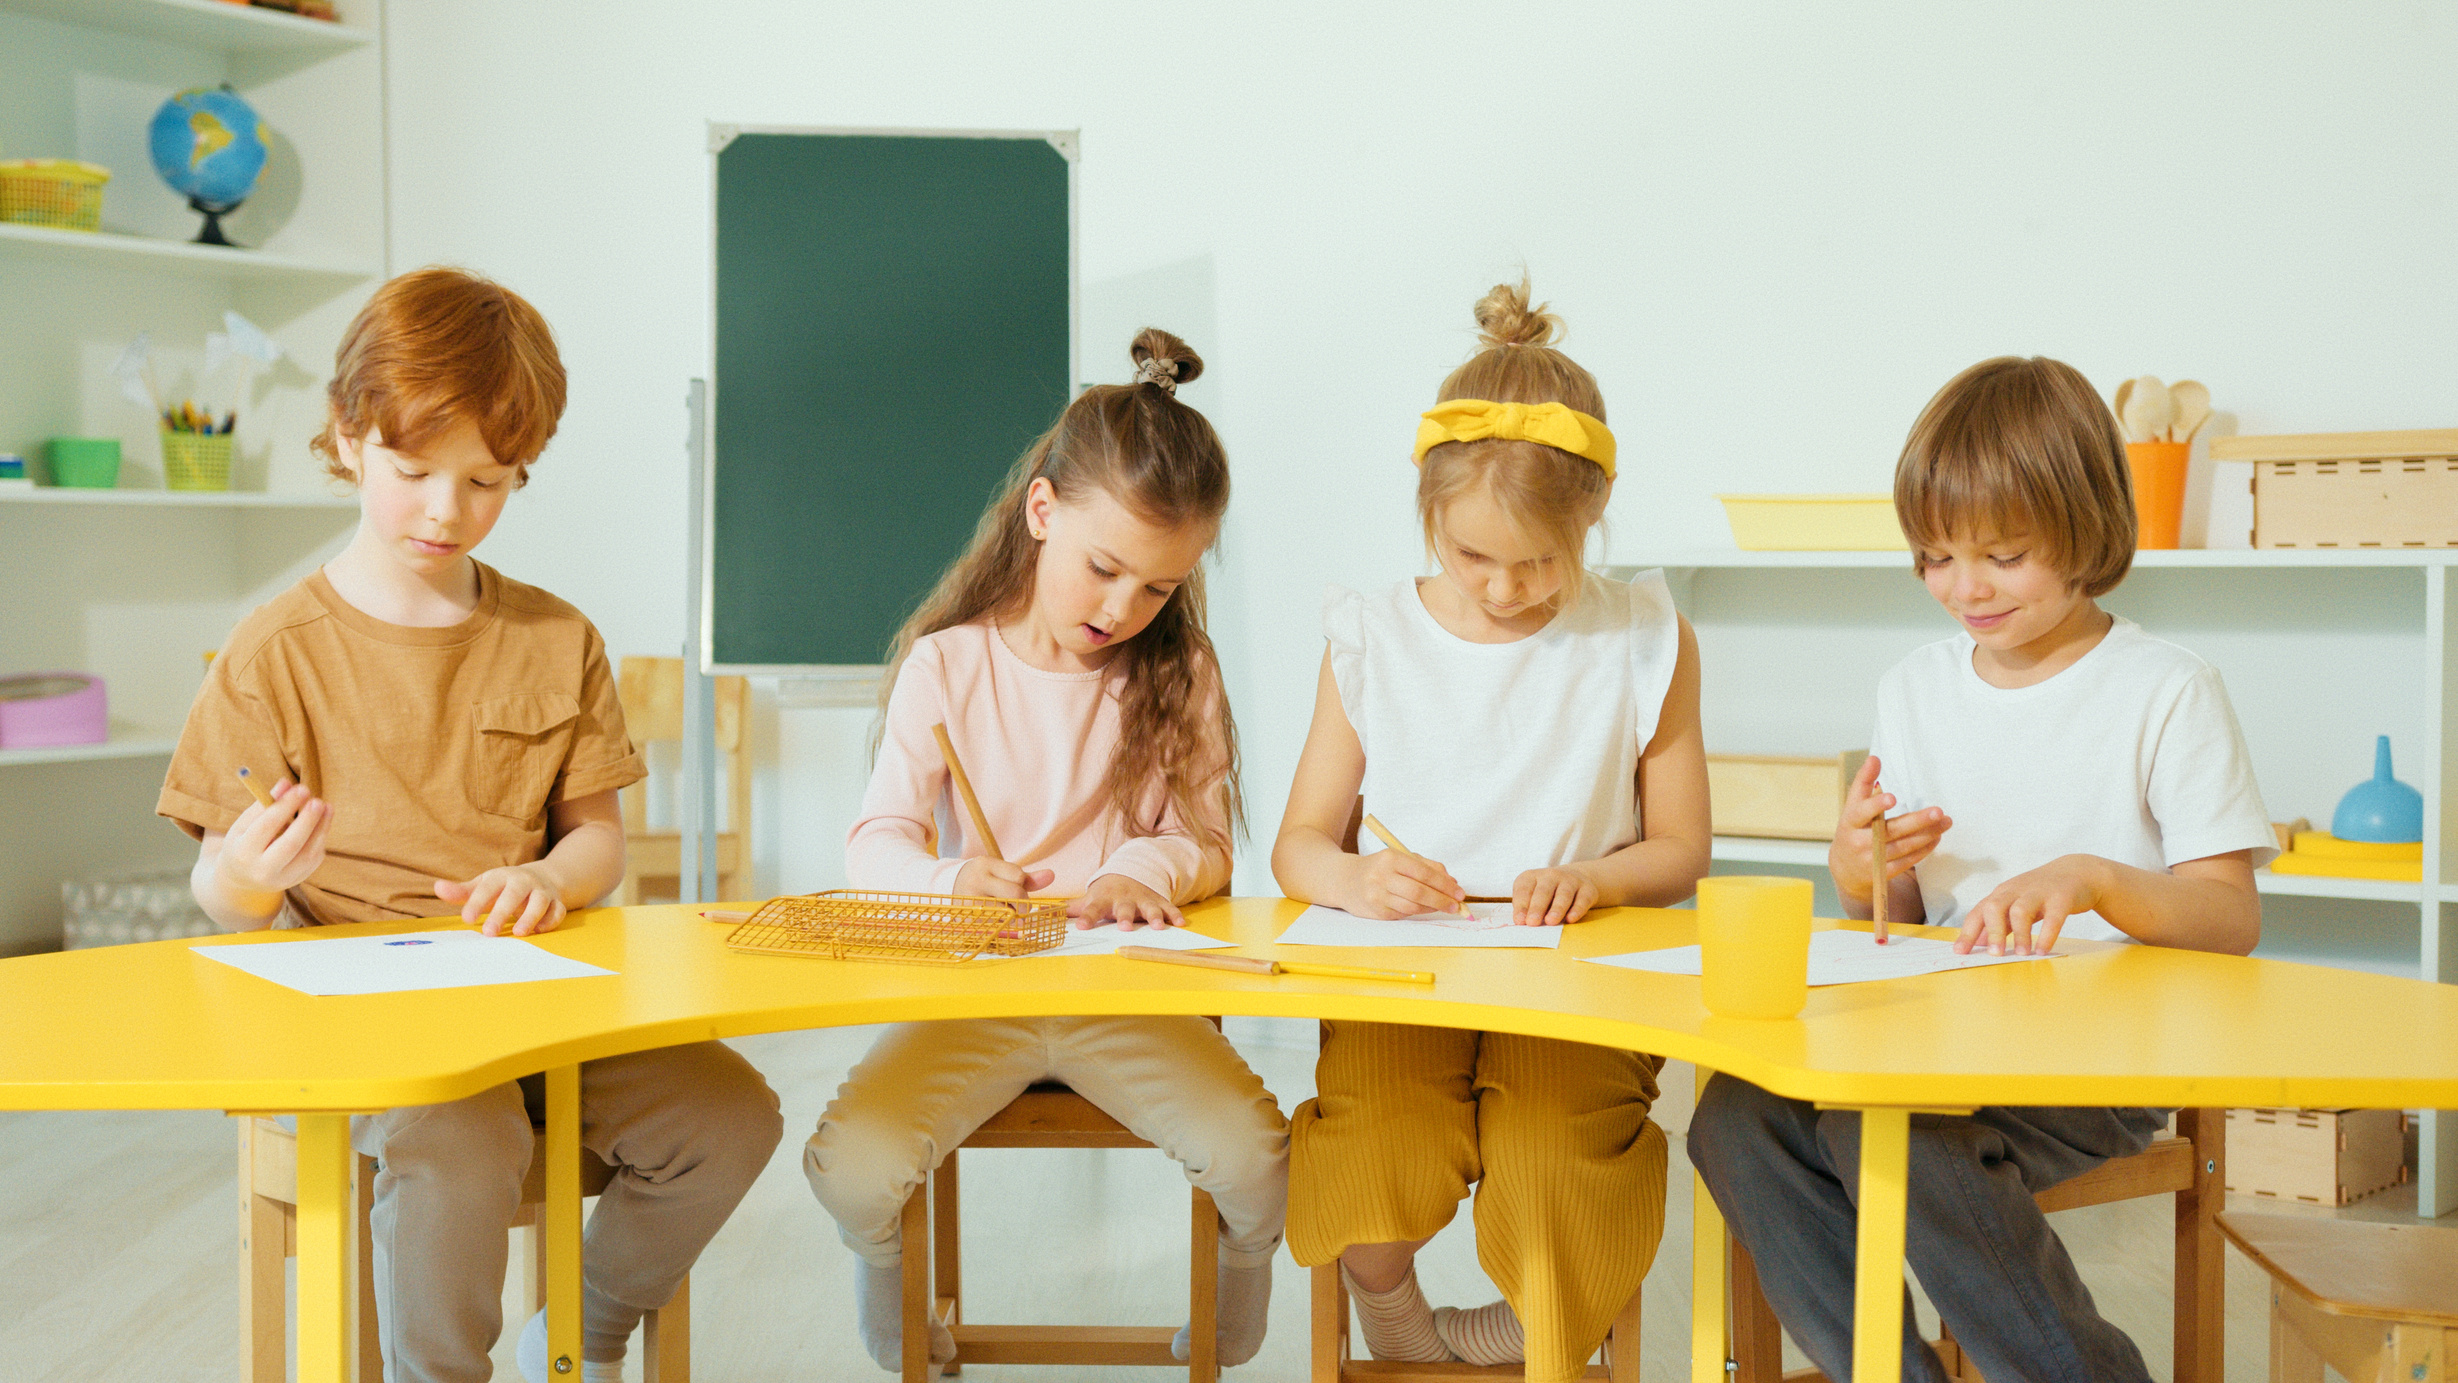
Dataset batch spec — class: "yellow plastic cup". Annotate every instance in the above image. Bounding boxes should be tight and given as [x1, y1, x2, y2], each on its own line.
[1698, 876, 1812, 1019]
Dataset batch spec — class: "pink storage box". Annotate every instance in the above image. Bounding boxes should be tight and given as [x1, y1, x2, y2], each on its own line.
[0, 673, 107, 748]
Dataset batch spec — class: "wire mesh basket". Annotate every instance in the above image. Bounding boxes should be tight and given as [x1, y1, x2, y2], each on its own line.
[0, 160, 109, 232]
[724, 889, 1069, 965]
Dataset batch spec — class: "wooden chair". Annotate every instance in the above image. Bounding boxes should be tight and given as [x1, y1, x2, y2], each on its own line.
[1722, 1107, 2226, 1383]
[2218, 1210, 2458, 1382]
[898, 1019, 1231, 1383]
[614, 656, 749, 905]
[240, 1116, 689, 1382]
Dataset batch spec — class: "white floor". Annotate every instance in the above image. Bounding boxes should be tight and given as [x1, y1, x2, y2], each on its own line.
[0, 1018, 2392, 1381]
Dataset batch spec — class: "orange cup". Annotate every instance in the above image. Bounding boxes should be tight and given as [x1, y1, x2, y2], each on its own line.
[2127, 441, 2190, 549]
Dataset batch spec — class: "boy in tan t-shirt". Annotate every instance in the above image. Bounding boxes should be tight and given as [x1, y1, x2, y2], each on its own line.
[160, 268, 780, 1383]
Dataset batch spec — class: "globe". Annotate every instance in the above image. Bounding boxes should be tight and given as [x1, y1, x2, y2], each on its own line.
[147, 84, 269, 247]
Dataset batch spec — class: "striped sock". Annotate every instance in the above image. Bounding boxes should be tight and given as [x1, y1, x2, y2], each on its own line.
[1432, 1299, 1525, 1366]
[1341, 1263, 1455, 1363]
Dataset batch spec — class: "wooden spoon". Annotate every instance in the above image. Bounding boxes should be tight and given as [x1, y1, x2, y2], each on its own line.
[2169, 379, 2211, 442]
[2114, 378, 2137, 438]
[2122, 376, 2173, 445]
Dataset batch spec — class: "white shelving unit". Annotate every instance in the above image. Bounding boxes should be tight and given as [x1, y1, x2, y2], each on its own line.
[1612, 546, 2458, 1216]
[0, 0, 384, 959]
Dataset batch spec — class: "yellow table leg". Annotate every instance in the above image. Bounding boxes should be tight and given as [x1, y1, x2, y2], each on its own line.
[1852, 1107, 1910, 1383]
[546, 1064, 583, 1378]
[294, 1113, 355, 1383]
[1692, 1066, 1729, 1383]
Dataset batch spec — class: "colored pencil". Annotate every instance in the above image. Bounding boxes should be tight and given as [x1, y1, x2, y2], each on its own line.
[931, 722, 1005, 863]
[235, 765, 275, 809]
[1871, 808, 1890, 944]
[1118, 945, 1435, 985]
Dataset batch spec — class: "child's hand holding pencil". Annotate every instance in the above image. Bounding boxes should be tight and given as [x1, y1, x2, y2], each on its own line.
[1349, 814, 1467, 920]
[1829, 754, 1950, 933]
[215, 766, 331, 899]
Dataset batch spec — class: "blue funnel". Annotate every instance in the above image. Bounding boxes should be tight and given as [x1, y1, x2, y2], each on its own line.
[2332, 735, 2424, 844]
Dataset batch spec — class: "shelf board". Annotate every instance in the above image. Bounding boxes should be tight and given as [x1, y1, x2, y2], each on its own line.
[0, 0, 374, 54]
[0, 222, 375, 285]
[0, 486, 354, 509]
[1610, 547, 2458, 572]
[0, 725, 177, 767]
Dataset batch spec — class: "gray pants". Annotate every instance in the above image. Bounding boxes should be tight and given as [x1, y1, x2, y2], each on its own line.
[1687, 1074, 2165, 1383]
[348, 1042, 783, 1383]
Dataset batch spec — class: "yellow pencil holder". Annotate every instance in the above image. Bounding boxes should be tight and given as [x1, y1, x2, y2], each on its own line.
[1698, 876, 1812, 1020]
[161, 431, 232, 492]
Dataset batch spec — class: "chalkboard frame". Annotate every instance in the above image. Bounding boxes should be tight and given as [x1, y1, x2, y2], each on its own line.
[700, 124, 1079, 680]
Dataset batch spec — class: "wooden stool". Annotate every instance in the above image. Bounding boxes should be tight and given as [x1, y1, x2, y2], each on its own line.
[240, 1116, 689, 1382]
[899, 1080, 1224, 1383]
[2219, 1210, 2458, 1382]
[1725, 1107, 2226, 1383]
[1310, 1264, 1642, 1382]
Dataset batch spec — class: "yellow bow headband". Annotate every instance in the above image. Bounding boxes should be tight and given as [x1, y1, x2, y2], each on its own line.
[1411, 400, 1617, 479]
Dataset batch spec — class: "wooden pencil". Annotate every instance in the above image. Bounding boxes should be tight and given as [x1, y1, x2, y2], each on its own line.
[1871, 808, 1890, 944]
[1117, 945, 1435, 985]
[931, 722, 1005, 863]
[235, 766, 275, 809]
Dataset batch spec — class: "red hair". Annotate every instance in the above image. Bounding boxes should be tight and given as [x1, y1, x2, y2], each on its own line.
[313, 266, 566, 485]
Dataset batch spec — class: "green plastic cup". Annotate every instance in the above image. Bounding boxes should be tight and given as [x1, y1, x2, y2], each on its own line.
[46, 437, 120, 488]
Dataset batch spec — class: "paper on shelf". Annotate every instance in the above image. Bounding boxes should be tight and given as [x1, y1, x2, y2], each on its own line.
[193, 929, 616, 996]
[1582, 929, 2057, 985]
[1013, 922, 1236, 959]
[1275, 902, 1563, 950]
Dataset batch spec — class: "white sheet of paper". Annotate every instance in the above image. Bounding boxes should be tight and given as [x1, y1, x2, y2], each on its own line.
[194, 929, 616, 996]
[1018, 923, 1236, 959]
[1582, 929, 2057, 985]
[1276, 903, 1563, 950]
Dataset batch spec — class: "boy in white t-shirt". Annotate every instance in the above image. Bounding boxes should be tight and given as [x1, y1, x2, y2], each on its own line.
[1688, 356, 2273, 1383]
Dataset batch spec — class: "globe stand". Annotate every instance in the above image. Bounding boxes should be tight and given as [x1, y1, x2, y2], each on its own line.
[188, 195, 243, 248]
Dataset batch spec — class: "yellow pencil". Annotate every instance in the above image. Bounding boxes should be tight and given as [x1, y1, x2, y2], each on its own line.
[1118, 945, 1435, 986]
[1360, 813, 1465, 914]
[1871, 807, 1891, 945]
[235, 766, 275, 809]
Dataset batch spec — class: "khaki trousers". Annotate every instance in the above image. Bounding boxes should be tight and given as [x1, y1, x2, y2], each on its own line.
[348, 1041, 783, 1383]
[1289, 1021, 1668, 1383]
[805, 1015, 1291, 1269]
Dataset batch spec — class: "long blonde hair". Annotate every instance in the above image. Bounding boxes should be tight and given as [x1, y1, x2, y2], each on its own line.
[1419, 279, 1612, 608]
[878, 329, 1242, 849]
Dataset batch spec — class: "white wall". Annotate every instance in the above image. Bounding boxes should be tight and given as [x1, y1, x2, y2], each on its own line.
[380, 1, 2458, 898]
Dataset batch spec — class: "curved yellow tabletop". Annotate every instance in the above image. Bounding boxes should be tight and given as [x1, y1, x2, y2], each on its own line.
[5, 896, 2456, 1113]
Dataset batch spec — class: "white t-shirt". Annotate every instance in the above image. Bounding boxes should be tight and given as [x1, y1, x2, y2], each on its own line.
[1326, 569, 1682, 897]
[1869, 617, 2274, 943]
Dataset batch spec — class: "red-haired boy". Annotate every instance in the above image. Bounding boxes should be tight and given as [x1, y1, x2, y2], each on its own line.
[160, 267, 780, 1383]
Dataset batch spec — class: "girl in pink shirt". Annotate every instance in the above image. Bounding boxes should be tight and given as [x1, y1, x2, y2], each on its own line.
[806, 330, 1288, 1371]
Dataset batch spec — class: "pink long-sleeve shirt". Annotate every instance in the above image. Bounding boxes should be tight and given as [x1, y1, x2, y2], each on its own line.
[845, 622, 1232, 902]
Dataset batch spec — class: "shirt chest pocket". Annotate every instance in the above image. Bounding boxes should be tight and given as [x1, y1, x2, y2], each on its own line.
[467, 693, 581, 824]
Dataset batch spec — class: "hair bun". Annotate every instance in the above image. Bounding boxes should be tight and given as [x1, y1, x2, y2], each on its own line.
[1473, 279, 1562, 350]
[1130, 328, 1203, 393]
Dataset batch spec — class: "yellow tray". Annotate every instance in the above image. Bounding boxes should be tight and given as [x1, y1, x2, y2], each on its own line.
[2289, 831, 2421, 862]
[2271, 853, 2422, 883]
[1717, 494, 1906, 551]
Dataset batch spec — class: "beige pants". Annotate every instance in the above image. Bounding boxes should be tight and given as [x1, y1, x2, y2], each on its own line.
[806, 1016, 1291, 1268]
[1289, 1022, 1669, 1383]
[349, 1041, 783, 1383]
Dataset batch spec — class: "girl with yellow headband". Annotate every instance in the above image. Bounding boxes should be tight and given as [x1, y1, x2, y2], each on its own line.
[1272, 280, 1710, 1378]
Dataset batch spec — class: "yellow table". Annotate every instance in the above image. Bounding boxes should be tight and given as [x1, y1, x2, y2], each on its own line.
[7, 898, 2458, 1383]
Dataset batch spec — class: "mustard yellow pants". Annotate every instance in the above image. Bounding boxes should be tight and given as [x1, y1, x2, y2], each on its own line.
[1289, 1021, 1668, 1383]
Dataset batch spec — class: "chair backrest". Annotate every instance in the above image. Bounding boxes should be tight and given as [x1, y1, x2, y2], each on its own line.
[616, 656, 750, 838]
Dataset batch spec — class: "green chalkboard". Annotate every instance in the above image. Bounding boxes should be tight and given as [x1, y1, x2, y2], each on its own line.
[711, 129, 1073, 668]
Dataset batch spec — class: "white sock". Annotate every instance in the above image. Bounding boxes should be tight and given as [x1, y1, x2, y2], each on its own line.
[1341, 1262, 1454, 1363]
[515, 1308, 626, 1383]
[1432, 1299, 1525, 1366]
[1172, 1255, 1273, 1367]
[855, 1257, 956, 1372]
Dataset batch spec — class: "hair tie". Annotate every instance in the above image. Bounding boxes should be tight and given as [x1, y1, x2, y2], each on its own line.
[1135, 357, 1180, 394]
[1412, 400, 1616, 478]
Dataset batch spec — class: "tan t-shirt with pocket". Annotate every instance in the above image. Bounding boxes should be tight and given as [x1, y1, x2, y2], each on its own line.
[159, 563, 646, 926]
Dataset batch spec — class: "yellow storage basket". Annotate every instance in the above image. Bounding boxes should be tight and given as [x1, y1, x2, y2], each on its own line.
[1717, 494, 1907, 551]
[0, 160, 109, 233]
